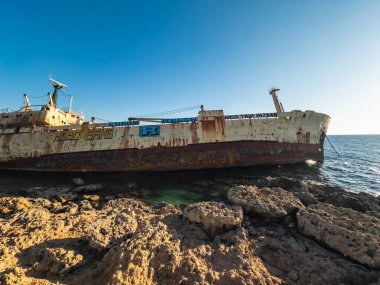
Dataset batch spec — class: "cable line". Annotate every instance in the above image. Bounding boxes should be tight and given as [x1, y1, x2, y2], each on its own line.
[326, 135, 341, 157]
[133, 105, 201, 118]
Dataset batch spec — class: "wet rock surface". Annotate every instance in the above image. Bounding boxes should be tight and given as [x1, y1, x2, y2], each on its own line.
[0, 177, 379, 284]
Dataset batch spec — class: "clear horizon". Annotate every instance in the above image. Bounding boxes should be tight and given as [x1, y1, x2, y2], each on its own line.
[1, 1, 379, 135]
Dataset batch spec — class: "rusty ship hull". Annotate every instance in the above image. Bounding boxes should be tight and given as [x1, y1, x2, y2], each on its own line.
[0, 110, 330, 172]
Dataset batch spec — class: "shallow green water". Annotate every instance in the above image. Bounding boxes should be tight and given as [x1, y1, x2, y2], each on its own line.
[142, 188, 205, 205]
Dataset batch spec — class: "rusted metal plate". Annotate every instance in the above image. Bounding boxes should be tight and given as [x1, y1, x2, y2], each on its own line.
[0, 141, 323, 172]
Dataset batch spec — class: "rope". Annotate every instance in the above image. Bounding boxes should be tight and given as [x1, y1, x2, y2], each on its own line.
[326, 135, 341, 157]
[89, 105, 202, 124]
[60, 90, 75, 97]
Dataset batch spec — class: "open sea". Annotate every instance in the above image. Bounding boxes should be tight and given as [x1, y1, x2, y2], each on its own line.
[0, 135, 379, 204]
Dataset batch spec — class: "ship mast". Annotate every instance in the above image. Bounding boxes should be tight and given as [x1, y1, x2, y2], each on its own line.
[269, 88, 284, 113]
[49, 78, 68, 108]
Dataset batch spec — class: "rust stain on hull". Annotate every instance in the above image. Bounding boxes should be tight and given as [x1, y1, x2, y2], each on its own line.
[0, 109, 330, 172]
[0, 141, 324, 172]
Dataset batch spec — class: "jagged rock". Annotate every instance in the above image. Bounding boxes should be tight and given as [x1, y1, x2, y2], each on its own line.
[297, 203, 380, 268]
[33, 247, 84, 275]
[2, 181, 380, 285]
[32, 198, 53, 210]
[56, 192, 78, 203]
[82, 194, 100, 202]
[31, 185, 72, 199]
[0, 197, 31, 214]
[183, 201, 243, 237]
[74, 184, 103, 193]
[251, 223, 380, 285]
[308, 184, 380, 215]
[261, 177, 380, 216]
[60, 202, 79, 215]
[0, 205, 11, 214]
[228, 185, 304, 219]
[0, 267, 29, 285]
[152, 203, 181, 215]
[256, 176, 306, 191]
[78, 200, 93, 212]
[214, 226, 248, 245]
[72, 177, 85, 186]
[104, 198, 149, 213]
[82, 213, 137, 251]
[95, 217, 282, 285]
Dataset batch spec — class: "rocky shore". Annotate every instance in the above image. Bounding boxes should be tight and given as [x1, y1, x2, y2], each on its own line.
[0, 177, 379, 284]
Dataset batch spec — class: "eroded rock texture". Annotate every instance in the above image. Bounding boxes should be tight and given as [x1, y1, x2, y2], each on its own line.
[1, 178, 380, 285]
[228, 185, 304, 219]
[297, 203, 380, 268]
[183, 201, 243, 237]
[100, 216, 282, 285]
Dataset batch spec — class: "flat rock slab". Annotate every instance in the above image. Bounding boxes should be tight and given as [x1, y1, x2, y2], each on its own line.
[297, 203, 380, 269]
[228, 185, 304, 219]
[183, 201, 243, 237]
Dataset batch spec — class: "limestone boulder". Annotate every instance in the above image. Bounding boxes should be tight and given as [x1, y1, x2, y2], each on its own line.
[81, 211, 138, 251]
[228, 185, 304, 219]
[0, 197, 32, 214]
[183, 201, 243, 237]
[256, 176, 317, 205]
[297, 203, 380, 268]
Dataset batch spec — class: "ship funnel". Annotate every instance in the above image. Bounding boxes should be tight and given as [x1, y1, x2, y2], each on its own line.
[269, 87, 284, 113]
[48, 77, 68, 107]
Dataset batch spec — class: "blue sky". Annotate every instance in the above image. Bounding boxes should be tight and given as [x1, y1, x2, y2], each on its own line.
[0, 0, 379, 134]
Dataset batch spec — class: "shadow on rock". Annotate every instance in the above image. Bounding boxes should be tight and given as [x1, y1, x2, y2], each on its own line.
[16, 238, 105, 284]
[246, 220, 380, 285]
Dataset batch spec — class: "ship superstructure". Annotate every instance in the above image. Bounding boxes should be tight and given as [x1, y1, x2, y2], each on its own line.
[0, 81, 330, 171]
[1, 79, 83, 130]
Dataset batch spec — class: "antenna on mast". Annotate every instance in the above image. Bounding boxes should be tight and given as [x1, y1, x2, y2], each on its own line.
[68, 95, 74, 113]
[48, 76, 68, 107]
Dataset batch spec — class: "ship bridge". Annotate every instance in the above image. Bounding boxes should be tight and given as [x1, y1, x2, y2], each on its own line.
[0, 79, 84, 129]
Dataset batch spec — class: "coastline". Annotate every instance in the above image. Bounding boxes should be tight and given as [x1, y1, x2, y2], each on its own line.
[1, 176, 379, 284]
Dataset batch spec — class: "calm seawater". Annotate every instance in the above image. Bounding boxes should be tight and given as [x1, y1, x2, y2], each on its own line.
[322, 135, 380, 195]
[0, 135, 378, 204]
